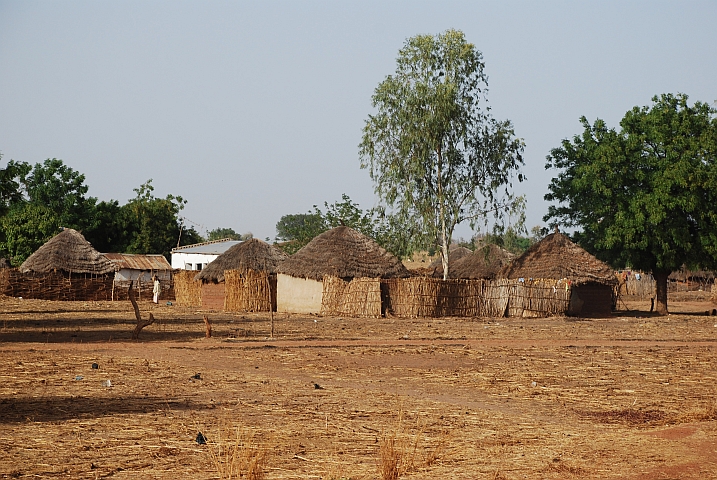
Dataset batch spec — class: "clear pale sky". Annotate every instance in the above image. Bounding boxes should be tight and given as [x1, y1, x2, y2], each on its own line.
[1, 1, 715, 242]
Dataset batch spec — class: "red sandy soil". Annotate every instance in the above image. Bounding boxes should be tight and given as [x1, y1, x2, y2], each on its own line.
[1, 291, 716, 479]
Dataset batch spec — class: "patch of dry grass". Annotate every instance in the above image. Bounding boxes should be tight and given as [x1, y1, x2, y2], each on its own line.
[207, 426, 269, 480]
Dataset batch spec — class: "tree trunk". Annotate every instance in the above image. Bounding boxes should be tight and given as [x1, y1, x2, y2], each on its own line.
[653, 270, 670, 315]
[128, 281, 155, 339]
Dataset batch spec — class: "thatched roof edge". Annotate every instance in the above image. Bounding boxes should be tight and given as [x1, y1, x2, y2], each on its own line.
[277, 226, 410, 281]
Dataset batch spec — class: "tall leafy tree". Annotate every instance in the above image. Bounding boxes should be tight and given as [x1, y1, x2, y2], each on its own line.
[275, 211, 327, 255]
[83, 200, 130, 254]
[0, 156, 30, 217]
[0, 158, 98, 264]
[359, 29, 525, 279]
[22, 158, 97, 231]
[544, 93, 717, 314]
[123, 179, 188, 259]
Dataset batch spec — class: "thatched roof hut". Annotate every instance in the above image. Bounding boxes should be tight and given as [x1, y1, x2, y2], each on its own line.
[194, 238, 289, 283]
[439, 244, 514, 280]
[499, 232, 616, 316]
[428, 245, 473, 269]
[277, 226, 410, 281]
[19, 228, 115, 275]
[499, 232, 615, 285]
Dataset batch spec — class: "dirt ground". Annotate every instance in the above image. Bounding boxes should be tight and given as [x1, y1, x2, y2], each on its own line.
[1, 291, 717, 479]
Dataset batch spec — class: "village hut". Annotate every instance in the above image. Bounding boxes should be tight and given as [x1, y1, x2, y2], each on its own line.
[20, 228, 115, 275]
[194, 238, 289, 311]
[433, 244, 514, 280]
[428, 245, 473, 270]
[498, 231, 617, 316]
[10, 228, 116, 301]
[276, 226, 410, 315]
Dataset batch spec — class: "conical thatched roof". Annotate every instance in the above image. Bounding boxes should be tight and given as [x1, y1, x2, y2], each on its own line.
[428, 245, 473, 269]
[194, 238, 289, 283]
[498, 232, 616, 286]
[19, 228, 116, 275]
[438, 244, 514, 279]
[277, 226, 410, 281]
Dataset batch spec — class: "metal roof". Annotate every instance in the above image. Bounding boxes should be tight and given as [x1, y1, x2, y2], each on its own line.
[171, 239, 241, 255]
[103, 253, 172, 271]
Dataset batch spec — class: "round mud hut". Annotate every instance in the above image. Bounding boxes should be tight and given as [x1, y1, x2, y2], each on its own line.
[499, 231, 617, 316]
[433, 244, 514, 280]
[276, 226, 410, 315]
[14, 228, 116, 301]
[193, 238, 289, 311]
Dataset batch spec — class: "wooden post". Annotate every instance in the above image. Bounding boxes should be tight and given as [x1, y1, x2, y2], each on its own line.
[203, 315, 212, 338]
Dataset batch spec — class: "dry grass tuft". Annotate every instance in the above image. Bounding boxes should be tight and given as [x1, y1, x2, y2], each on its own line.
[207, 427, 269, 480]
[676, 396, 717, 423]
[377, 409, 452, 479]
[378, 431, 407, 480]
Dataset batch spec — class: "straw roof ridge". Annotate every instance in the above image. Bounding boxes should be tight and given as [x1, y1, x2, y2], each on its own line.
[498, 232, 617, 286]
[19, 228, 116, 275]
[440, 244, 515, 279]
[195, 238, 289, 283]
[277, 226, 410, 281]
[428, 245, 473, 269]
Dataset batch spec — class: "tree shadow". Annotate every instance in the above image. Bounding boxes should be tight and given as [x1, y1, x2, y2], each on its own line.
[0, 394, 209, 423]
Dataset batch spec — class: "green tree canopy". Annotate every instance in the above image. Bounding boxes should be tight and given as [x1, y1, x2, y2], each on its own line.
[359, 29, 525, 279]
[207, 227, 251, 242]
[275, 211, 327, 255]
[0, 156, 30, 217]
[544, 93, 717, 314]
[0, 157, 204, 263]
[0, 158, 99, 264]
[123, 179, 188, 259]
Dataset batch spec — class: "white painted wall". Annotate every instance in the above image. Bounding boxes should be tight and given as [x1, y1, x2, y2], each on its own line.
[277, 274, 323, 314]
[171, 252, 219, 270]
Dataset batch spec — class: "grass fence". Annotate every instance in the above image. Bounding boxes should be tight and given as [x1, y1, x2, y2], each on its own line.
[224, 269, 276, 312]
[321, 276, 382, 318]
[173, 270, 202, 307]
[0, 269, 114, 301]
[382, 277, 571, 318]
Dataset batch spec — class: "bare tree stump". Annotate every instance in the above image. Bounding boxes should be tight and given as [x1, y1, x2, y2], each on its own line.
[203, 315, 212, 338]
[128, 281, 155, 340]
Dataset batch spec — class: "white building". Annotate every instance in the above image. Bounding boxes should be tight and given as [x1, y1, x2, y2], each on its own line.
[170, 238, 241, 270]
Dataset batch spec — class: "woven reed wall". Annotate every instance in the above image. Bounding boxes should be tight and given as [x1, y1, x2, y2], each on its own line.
[224, 269, 276, 312]
[382, 277, 572, 318]
[617, 272, 655, 298]
[321, 276, 382, 318]
[173, 270, 202, 307]
[504, 278, 572, 317]
[382, 277, 484, 318]
[0, 269, 114, 301]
